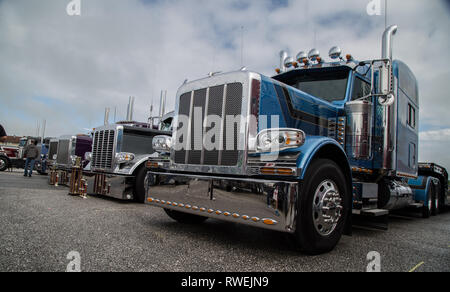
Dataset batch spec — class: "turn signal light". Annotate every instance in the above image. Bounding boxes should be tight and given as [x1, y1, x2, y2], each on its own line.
[260, 167, 295, 176]
[146, 161, 159, 168]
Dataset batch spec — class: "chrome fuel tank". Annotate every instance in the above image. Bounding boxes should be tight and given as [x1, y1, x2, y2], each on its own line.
[345, 100, 373, 160]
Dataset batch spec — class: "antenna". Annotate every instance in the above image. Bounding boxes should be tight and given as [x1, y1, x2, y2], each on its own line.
[313, 28, 317, 48]
[385, 0, 388, 29]
[240, 25, 244, 67]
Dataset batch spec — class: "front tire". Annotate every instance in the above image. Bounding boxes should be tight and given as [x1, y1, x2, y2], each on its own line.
[164, 209, 208, 224]
[293, 159, 350, 255]
[0, 156, 8, 172]
[134, 166, 147, 203]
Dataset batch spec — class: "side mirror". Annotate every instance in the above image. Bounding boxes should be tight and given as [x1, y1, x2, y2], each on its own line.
[378, 93, 395, 106]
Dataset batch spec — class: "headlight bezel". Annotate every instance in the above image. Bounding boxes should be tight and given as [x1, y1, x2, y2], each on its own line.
[115, 152, 136, 164]
[255, 128, 306, 153]
[84, 152, 92, 162]
[152, 135, 172, 154]
[70, 155, 77, 165]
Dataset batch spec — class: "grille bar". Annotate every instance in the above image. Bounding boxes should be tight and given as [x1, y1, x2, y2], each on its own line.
[174, 92, 192, 164]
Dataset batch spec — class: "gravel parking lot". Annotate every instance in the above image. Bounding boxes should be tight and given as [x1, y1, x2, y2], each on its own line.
[0, 171, 449, 272]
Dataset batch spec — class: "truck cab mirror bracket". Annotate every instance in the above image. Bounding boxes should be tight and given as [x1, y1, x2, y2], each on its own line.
[352, 59, 395, 106]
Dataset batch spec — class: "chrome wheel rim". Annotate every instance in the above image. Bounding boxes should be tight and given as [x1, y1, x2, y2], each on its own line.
[144, 173, 150, 191]
[428, 197, 432, 211]
[312, 180, 343, 236]
[0, 159, 5, 169]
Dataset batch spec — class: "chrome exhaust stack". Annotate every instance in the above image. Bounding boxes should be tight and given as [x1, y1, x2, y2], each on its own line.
[380, 25, 397, 96]
[380, 25, 398, 173]
[104, 108, 110, 126]
[159, 90, 167, 118]
[382, 25, 398, 61]
[126, 96, 135, 121]
[279, 50, 288, 73]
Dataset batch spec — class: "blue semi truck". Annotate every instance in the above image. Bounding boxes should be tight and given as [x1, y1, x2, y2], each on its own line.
[144, 25, 448, 254]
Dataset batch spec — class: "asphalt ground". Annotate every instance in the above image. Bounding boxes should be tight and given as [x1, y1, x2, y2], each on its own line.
[0, 170, 449, 272]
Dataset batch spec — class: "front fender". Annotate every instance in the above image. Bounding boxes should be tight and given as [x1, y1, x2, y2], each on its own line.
[295, 136, 349, 180]
[115, 154, 153, 176]
[409, 176, 435, 206]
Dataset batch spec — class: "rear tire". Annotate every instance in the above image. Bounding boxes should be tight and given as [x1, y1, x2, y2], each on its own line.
[0, 156, 8, 172]
[133, 166, 147, 203]
[436, 180, 446, 213]
[422, 183, 433, 218]
[164, 209, 208, 224]
[431, 182, 439, 216]
[293, 159, 350, 255]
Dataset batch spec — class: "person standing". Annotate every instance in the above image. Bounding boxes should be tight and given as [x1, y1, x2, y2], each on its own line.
[0, 124, 6, 143]
[23, 140, 39, 177]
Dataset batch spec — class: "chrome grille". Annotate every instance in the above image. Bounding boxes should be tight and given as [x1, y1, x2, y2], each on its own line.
[48, 142, 58, 161]
[174, 83, 243, 166]
[92, 130, 115, 170]
[56, 140, 70, 165]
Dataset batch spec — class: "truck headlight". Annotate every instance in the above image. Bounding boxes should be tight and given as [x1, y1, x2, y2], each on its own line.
[152, 135, 172, 154]
[115, 152, 135, 164]
[84, 152, 92, 161]
[256, 128, 306, 153]
[70, 155, 77, 165]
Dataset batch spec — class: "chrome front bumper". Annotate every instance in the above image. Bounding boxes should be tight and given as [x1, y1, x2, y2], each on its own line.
[84, 172, 135, 200]
[145, 172, 299, 233]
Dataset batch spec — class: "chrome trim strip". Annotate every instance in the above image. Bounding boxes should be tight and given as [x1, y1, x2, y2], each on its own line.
[185, 91, 195, 164]
[200, 87, 211, 165]
[217, 84, 228, 166]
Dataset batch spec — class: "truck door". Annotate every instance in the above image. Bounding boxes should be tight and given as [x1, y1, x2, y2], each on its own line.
[394, 61, 419, 177]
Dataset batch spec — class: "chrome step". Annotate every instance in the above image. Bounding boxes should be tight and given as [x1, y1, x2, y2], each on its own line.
[409, 203, 423, 208]
[353, 208, 389, 217]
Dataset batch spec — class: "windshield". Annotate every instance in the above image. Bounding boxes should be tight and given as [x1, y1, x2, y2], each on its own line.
[274, 68, 350, 103]
[160, 118, 173, 132]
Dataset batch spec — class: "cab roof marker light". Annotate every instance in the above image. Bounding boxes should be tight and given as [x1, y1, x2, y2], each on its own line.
[308, 49, 320, 62]
[329, 46, 343, 60]
[284, 56, 295, 70]
[296, 51, 308, 64]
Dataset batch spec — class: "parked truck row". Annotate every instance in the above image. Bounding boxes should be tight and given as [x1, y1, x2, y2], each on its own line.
[45, 95, 174, 204]
[11, 24, 448, 255]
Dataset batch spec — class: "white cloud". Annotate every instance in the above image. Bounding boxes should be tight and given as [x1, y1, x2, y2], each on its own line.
[420, 129, 450, 142]
[420, 128, 450, 170]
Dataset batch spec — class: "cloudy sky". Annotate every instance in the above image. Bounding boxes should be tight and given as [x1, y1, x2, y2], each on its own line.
[1, 0, 449, 169]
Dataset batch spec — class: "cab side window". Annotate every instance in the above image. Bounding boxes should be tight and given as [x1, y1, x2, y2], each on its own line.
[352, 77, 371, 100]
[407, 103, 416, 129]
